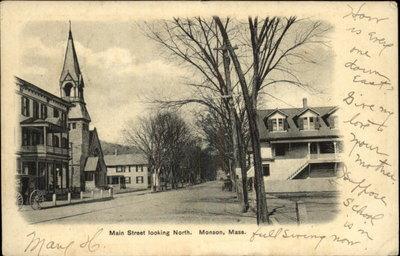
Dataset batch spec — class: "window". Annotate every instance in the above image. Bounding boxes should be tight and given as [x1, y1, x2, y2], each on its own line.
[109, 177, 119, 185]
[270, 117, 286, 131]
[262, 164, 270, 176]
[125, 177, 131, 184]
[40, 104, 47, 119]
[53, 109, 59, 118]
[64, 83, 73, 97]
[320, 141, 335, 154]
[22, 128, 29, 146]
[61, 112, 67, 126]
[310, 142, 318, 154]
[136, 165, 139, 172]
[61, 138, 68, 148]
[274, 143, 287, 156]
[301, 116, 318, 130]
[116, 166, 126, 173]
[140, 165, 144, 172]
[33, 100, 39, 119]
[21, 97, 30, 116]
[53, 135, 59, 147]
[136, 176, 144, 184]
[72, 123, 76, 129]
[84, 172, 94, 181]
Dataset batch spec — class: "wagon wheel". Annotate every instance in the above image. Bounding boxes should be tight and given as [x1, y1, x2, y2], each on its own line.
[30, 190, 45, 210]
[16, 192, 24, 210]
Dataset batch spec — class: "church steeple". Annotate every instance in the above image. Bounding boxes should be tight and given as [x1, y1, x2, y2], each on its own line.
[59, 22, 90, 122]
[60, 21, 85, 102]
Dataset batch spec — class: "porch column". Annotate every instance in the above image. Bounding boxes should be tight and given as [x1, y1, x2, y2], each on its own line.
[36, 160, 39, 178]
[60, 164, 64, 189]
[65, 163, 69, 189]
[317, 142, 320, 156]
[53, 162, 57, 191]
[43, 126, 47, 152]
[307, 142, 310, 158]
[45, 162, 49, 191]
[333, 141, 337, 156]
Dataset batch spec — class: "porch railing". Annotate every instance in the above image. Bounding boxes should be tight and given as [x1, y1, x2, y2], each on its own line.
[20, 145, 69, 155]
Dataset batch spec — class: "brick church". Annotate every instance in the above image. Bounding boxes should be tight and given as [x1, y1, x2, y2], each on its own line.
[59, 25, 107, 191]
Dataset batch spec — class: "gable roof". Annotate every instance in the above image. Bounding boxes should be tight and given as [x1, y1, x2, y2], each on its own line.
[258, 105, 340, 141]
[104, 154, 147, 166]
[89, 128, 101, 152]
[84, 157, 99, 172]
[296, 107, 321, 117]
[68, 102, 91, 121]
[264, 109, 289, 119]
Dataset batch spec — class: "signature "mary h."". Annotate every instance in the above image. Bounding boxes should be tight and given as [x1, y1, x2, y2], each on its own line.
[24, 228, 103, 256]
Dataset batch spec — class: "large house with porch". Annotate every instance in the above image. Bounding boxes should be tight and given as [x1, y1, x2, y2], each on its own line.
[253, 98, 343, 193]
[15, 77, 73, 200]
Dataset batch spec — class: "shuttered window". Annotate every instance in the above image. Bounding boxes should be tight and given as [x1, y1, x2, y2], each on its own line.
[40, 104, 47, 119]
[301, 116, 319, 130]
[21, 97, 30, 116]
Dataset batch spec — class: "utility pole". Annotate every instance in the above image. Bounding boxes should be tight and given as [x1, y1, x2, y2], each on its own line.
[215, 43, 240, 194]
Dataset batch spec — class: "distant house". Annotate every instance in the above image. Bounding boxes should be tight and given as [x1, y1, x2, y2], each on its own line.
[104, 153, 150, 190]
[251, 98, 343, 192]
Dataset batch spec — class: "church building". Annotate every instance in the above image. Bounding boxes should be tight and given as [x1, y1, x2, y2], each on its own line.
[59, 26, 107, 191]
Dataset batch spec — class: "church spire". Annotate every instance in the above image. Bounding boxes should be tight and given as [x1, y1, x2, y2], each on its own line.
[68, 20, 72, 39]
[60, 21, 82, 85]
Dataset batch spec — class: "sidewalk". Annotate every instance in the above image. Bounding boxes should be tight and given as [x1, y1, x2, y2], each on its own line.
[22, 190, 115, 211]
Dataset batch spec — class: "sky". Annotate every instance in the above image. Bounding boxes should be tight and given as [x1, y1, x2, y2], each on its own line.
[18, 20, 335, 144]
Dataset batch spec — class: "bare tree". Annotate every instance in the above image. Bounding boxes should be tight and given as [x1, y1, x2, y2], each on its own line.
[123, 111, 199, 191]
[141, 18, 252, 212]
[214, 16, 331, 224]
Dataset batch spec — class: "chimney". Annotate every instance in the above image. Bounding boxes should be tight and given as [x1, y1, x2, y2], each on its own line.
[114, 149, 118, 156]
[302, 98, 308, 108]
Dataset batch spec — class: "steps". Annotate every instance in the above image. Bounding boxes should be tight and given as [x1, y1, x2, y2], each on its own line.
[267, 158, 309, 180]
[287, 161, 310, 180]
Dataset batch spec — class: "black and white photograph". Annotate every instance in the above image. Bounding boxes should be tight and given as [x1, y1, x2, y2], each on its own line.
[1, 2, 398, 256]
[15, 17, 341, 225]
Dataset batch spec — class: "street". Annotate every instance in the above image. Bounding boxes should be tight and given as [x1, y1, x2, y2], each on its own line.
[21, 181, 256, 224]
[21, 181, 339, 225]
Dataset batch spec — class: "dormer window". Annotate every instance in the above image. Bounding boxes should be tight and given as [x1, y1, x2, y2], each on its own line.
[302, 117, 316, 130]
[267, 111, 288, 132]
[298, 109, 320, 130]
[272, 118, 285, 131]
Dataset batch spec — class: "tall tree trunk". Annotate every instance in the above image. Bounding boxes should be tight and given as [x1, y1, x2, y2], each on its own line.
[235, 119, 249, 212]
[214, 17, 269, 224]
